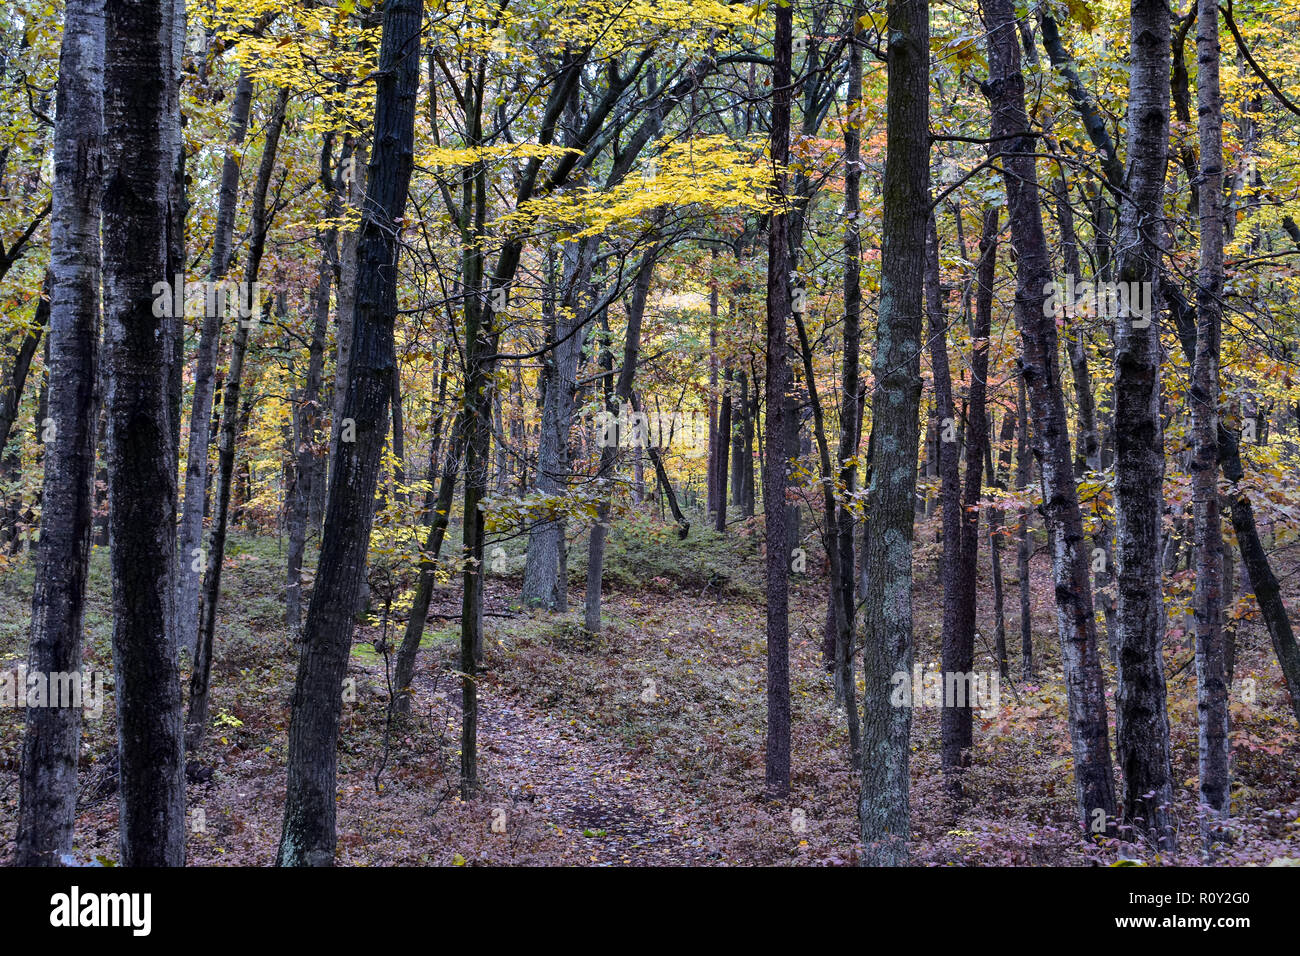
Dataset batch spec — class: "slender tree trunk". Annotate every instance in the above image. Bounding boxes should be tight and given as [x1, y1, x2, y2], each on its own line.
[942, 207, 997, 795]
[827, 7, 866, 730]
[1054, 168, 1117, 660]
[983, 0, 1117, 837]
[763, 0, 795, 800]
[14, 0, 102, 866]
[276, 0, 422, 864]
[928, 216, 965, 797]
[187, 86, 290, 747]
[521, 236, 598, 610]
[287, 251, 332, 637]
[177, 68, 254, 660]
[585, 249, 654, 633]
[988, 410, 1016, 678]
[793, 303, 860, 768]
[714, 364, 732, 533]
[1192, 0, 1229, 847]
[101, 0, 186, 866]
[0, 274, 50, 466]
[1016, 377, 1033, 678]
[391, 410, 465, 717]
[859, 0, 927, 866]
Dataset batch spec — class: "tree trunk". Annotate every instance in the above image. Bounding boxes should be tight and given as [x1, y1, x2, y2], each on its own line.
[1053, 168, 1117, 660]
[276, 0, 422, 865]
[14, 0, 102, 866]
[983, 0, 1118, 837]
[521, 235, 598, 610]
[585, 249, 655, 633]
[391, 410, 465, 717]
[287, 251, 332, 637]
[101, 0, 186, 866]
[177, 68, 254, 661]
[714, 364, 732, 533]
[1111, 0, 1176, 851]
[0, 275, 49, 463]
[1016, 376, 1033, 678]
[942, 206, 997, 795]
[763, 0, 795, 800]
[988, 409, 1016, 679]
[927, 216, 965, 797]
[1190, 0, 1229, 850]
[187, 86, 290, 748]
[859, 0, 927, 866]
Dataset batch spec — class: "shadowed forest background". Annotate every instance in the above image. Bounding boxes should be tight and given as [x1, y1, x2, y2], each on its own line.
[1, 0, 1300, 867]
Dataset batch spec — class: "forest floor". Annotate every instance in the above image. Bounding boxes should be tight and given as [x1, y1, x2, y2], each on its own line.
[2, 510, 1300, 866]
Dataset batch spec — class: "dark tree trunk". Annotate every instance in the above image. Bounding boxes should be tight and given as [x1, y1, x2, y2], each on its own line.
[1016, 376, 1033, 678]
[391, 409, 465, 717]
[101, 0, 186, 866]
[983, 0, 1118, 837]
[714, 364, 732, 533]
[859, 0, 927, 866]
[927, 216, 965, 796]
[276, 0, 422, 865]
[988, 409, 1016, 679]
[287, 251, 332, 637]
[1053, 168, 1117, 660]
[1111, 0, 1176, 851]
[763, 0, 795, 800]
[177, 68, 254, 660]
[828, 5, 865, 737]
[187, 86, 290, 748]
[14, 0, 102, 866]
[941, 207, 997, 796]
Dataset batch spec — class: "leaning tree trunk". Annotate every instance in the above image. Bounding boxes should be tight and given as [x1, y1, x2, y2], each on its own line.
[187, 85, 290, 748]
[390, 408, 465, 717]
[0, 274, 49, 463]
[1111, 0, 1176, 852]
[983, 0, 1118, 838]
[276, 0, 422, 866]
[14, 0, 102, 867]
[101, 0, 186, 866]
[177, 68, 254, 661]
[859, 0, 927, 866]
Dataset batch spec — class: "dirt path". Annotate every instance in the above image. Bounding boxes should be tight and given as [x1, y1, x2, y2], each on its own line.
[447, 683, 709, 866]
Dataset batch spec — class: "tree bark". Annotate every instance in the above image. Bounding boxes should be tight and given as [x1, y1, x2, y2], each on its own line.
[276, 0, 422, 865]
[1191, 0, 1229, 849]
[14, 0, 102, 866]
[763, 0, 795, 800]
[859, 0, 927, 866]
[101, 0, 186, 866]
[1111, 0, 1176, 851]
[983, 0, 1118, 837]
